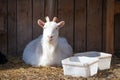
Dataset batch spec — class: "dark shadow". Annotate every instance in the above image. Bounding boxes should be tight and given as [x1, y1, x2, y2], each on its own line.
[114, 50, 120, 58]
[0, 52, 8, 64]
[95, 70, 113, 78]
[0, 55, 30, 70]
[111, 54, 120, 69]
[116, 0, 120, 2]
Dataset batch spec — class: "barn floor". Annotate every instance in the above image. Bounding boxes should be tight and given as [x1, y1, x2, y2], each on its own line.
[0, 55, 120, 80]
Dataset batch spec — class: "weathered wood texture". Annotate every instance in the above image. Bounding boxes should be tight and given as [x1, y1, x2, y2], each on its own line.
[105, 0, 114, 54]
[33, 0, 44, 39]
[58, 0, 74, 47]
[0, 0, 7, 54]
[45, 0, 57, 18]
[114, 0, 120, 53]
[87, 0, 102, 51]
[8, 0, 17, 55]
[75, 0, 86, 52]
[115, 14, 120, 51]
[114, 1, 120, 51]
[0, 0, 118, 55]
[17, 0, 32, 54]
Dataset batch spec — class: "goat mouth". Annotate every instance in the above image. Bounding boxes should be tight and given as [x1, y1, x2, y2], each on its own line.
[48, 38, 53, 42]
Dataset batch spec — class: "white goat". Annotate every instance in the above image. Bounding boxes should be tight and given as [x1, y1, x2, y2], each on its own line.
[23, 17, 73, 67]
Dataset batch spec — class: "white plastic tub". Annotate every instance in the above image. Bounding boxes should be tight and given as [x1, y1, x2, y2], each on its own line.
[62, 56, 99, 78]
[74, 51, 112, 70]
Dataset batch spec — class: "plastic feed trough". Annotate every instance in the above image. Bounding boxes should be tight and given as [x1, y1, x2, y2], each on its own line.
[62, 56, 99, 78]
[74, 51, 112, 70]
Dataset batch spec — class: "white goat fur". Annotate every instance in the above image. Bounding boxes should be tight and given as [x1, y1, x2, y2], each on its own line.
[23, 17, 73, 66]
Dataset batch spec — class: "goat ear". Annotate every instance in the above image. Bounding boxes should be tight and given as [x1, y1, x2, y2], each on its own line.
[58, 21, 65, 28]
[53, 17, 58, 22]
[37, 19, 45, 27]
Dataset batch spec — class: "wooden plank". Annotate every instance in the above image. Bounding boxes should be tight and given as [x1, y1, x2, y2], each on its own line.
[75, 0, 86, 52]
[105, 0, 114, 53]
[58, 0, 74, 47]
[115, 14, 120, 51]
[44, 0, 57, 19]
[0, 16, 6, 34]
[0, 17, 4, 32]
[102, 0, 106, 52]
[17, 0, 32, 54]
[0, 0, 7, 54]
[8, 0, 17, 55]
[115, 2, 120, 14]
[87, 0, 102, 51]
[33, 0, 44, 39]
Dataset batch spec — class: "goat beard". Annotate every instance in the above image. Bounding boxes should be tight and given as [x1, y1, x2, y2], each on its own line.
[46, 38, 54, 44]
[48, 39, 53, 43]
[48, 38, 58, 45]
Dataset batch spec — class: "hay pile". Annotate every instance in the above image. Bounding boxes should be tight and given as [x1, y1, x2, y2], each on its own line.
[0, 55, 120, 80]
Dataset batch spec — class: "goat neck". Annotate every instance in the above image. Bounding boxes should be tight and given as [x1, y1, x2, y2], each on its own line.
[41, 36, 58, 54]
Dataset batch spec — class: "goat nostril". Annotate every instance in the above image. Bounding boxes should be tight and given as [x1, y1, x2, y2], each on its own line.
[50, 36, 53, 38]
[48, 36, 53, 38]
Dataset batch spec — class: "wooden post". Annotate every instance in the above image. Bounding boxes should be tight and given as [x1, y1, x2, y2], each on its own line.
[44, 0, 57, 19]
[105, 0, 114, 54]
